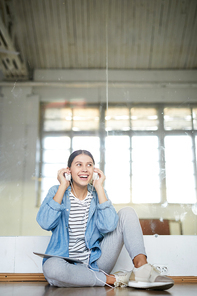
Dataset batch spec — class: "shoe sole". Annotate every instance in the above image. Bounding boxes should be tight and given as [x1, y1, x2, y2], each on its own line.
[128, 281, 174, 291]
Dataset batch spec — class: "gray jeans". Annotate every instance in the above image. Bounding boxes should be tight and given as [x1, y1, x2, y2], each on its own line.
[43, 207, 146, 287]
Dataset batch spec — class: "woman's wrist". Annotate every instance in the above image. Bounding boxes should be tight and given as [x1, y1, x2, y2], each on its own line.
[54, 183, 68, 204]
[94, 183, 104, 194]
[59, 183, 68, 190]
[95, 186, 107, 204]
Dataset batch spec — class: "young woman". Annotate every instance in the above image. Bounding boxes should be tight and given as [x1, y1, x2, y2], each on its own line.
[36, 150, 174, 290]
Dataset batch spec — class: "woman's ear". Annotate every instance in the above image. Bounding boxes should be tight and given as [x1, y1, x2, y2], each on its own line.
[67, 167, 71, 174]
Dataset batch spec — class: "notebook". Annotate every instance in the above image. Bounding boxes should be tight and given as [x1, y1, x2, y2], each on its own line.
[33, 252, 83, 264]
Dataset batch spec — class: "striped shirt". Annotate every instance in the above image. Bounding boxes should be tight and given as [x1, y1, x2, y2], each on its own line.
[68, 191, 93, 262]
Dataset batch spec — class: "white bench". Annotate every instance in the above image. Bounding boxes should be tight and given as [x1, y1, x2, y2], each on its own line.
[0, 236, 196, 276]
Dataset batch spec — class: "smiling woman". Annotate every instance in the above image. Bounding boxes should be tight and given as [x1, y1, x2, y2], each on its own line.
[0, 4, 197, 292]
[36, 149, 174, 290]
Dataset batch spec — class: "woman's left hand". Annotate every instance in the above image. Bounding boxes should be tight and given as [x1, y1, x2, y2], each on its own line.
[92, 168, 106, 189]
[92, 168, 107, 204]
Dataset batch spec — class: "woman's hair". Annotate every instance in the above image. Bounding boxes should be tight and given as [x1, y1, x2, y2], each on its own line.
[67, 150, 95, 168]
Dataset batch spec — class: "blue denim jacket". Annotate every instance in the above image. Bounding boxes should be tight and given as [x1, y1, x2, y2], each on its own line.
[36, 184, 119, 270]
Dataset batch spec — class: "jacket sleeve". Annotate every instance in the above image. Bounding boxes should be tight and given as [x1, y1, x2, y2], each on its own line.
[36, 185, 66, 231]
[96, 190, 119, 234]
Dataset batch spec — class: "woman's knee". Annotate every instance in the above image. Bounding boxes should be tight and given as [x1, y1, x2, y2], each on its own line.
[118, 207, 138, 219]
[43, 257, 66, 280]
[118, 207, 141, 227]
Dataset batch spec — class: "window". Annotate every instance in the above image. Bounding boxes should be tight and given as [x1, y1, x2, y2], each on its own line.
[39, 103, 197, 206]
[105, 136, 130, 203]
[41, 136, 71, 202]
[73, 136, 100, 166]
[131, 108, 159, 130]
[163, 107, 196, 204]
[164, 108, 192, 130]
[131, 136, 160, 203]
[165, 135, 196, 203]
[44, 108, 72, 131]
[72, 109, 99, 131]
[105, 108, 130, 131]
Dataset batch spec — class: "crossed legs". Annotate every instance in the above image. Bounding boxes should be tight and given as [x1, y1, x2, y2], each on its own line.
[43, 207, 147, 287]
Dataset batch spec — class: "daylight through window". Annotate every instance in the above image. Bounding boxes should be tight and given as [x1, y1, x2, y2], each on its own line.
[38, 104, 197, 206]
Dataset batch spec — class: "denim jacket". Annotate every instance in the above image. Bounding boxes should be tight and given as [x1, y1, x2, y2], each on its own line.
[36, 184, 119, 270]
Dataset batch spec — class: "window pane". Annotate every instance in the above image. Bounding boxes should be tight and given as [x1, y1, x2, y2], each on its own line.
[72, 136, 100, 165]
[105, 135, 130, 163]
[44, 108, 72, 131]
[165, 136, 193, 162]
[44, 120, 72, 131]
[43, 149, 70, 164]
[41, 177, 58, 203]
[164, 108, 192, 130]
[105, 175, 130, 204]
[43, 136, 71, 149]
[105, 136, 130, 203]
[41, 136, 71, 203]
[105, 108, 130, 131]
[41, 177, 58, 191]
[165, 136, 196, 203]
[42, 163, 66, 177]
[132, 136, 160, 203]
[132, 175, 161, 203]
[73, 108, 99, 131]
[42, 136, 71, 171]
[166, 183, 196, 204]
[132, 162, 160, 175]
[44, 108, 72, 119]
[131, 108, 158, 131]
[132, 136, 159, 162]
[132, 136, 159, 148]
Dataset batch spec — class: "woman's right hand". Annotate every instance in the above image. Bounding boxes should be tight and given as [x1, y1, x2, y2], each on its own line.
[57, 168, 71, 188]
[53, 168, 71, 204]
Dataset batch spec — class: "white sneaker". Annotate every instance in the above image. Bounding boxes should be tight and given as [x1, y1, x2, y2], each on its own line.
[113, 270, 132, 287]
[128, 263, 174, 290]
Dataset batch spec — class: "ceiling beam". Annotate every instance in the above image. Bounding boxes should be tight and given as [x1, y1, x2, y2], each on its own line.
[0, 15, 29, 81]
[0, 81, 197, 88]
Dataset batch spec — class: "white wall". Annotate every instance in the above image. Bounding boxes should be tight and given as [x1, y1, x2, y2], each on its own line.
[0, 86, 41, 236]
[0, 236, 196, 276]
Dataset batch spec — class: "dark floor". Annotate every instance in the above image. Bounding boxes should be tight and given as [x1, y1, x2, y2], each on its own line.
[0, 282, 197, 296]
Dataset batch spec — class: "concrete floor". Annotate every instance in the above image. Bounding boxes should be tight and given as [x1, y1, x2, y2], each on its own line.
[0, 282, 197, 296]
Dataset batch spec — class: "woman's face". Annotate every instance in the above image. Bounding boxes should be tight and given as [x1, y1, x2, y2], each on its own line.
[70, 154, 94, 186]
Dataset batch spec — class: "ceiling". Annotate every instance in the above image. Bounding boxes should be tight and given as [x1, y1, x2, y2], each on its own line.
[0, 0, 197, 81]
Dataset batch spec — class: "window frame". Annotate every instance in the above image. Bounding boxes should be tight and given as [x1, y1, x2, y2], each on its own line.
[37, 102, 197, 206]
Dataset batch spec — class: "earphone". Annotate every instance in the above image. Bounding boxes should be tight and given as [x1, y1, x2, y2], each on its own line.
[65, 173, 71, 181]
[92, 172, 99, 181]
